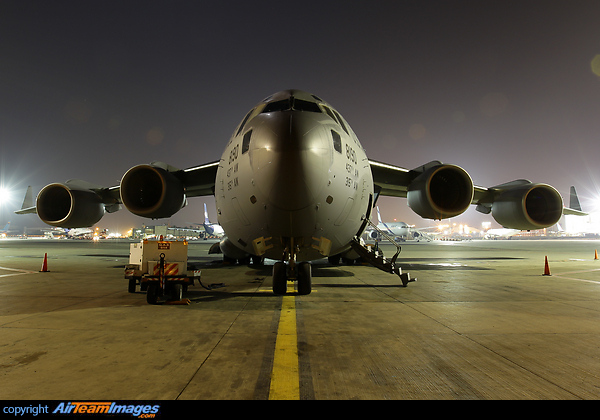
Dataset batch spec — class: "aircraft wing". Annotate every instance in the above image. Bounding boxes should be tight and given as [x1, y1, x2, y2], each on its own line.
[370, 159, 480, 200]
[470, 180, 587, 217]
[179, 160, 220, 197]
[15, 161, 220, 224]
[114, 160, 219, 201]
[369, 160, 584, 228]
[369, 160, 412, 198]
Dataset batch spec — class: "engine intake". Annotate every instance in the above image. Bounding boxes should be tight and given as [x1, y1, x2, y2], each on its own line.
[120, 164, 186, 218]
[407, 164, 474, 219]
[36, 183, 104, 228]
[492, 183, 563, 230]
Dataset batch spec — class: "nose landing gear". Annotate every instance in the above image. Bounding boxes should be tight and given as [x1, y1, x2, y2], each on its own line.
[272, 240, 312, 295]
[272, 260, 312, 295]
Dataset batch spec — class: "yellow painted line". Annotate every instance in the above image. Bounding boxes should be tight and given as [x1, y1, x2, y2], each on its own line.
[269, 284, 300, 400]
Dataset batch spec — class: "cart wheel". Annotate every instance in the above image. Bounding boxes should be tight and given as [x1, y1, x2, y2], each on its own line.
[128, 278, 137, 293]
[172, 284, 183, 301]
[147, 284, 159, 304]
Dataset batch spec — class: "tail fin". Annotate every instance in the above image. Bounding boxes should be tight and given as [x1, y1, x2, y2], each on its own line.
[376, 206, 394, 235]
[569, 186, 582, 212]
[204, 203, 210, 224]
[202, 203, 216, 235]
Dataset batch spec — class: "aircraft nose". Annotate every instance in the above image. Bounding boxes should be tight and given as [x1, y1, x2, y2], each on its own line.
[250, 113, 331, 211]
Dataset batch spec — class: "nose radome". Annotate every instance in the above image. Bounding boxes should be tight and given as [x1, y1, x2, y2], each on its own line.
[251, 113, 331, 211]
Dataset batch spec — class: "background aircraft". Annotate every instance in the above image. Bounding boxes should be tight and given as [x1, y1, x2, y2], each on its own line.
[202, 203, 224, 237]
[16, 90, 580, 295]
[0, 222, 17, 237]
[363, 207, 424, 242]
[0, 222, 11, 233]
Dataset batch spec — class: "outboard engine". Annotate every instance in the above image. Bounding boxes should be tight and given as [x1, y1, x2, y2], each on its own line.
[36, 183, 104, 228]
[491, 183, 563, 230]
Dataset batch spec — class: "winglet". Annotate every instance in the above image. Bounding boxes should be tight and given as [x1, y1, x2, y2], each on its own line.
[563, 186, 587, 216]
[14, 186, 37, 215]
[569, 186, 582, 212]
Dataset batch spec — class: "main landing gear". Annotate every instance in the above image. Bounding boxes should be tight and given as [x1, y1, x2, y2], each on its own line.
[272, 260, 312, 295]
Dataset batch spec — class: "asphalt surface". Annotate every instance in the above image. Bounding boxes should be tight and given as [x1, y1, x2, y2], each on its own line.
[1, 238, 600, 400]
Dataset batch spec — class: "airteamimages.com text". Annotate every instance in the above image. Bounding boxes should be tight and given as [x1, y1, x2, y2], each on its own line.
[3, 402, 162, 417]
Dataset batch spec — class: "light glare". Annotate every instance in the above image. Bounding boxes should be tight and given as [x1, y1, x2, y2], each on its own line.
[0, 187, 11, 205]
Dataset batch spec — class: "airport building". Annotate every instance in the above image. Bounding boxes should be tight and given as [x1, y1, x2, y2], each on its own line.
[138, 224, 205, 240]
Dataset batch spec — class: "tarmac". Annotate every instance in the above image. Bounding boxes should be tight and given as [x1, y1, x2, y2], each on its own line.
[1, 237, 600, 400]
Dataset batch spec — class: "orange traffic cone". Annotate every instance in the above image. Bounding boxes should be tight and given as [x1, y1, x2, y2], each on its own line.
[543, 256, 551, 276]
[40, 253, 48, 272]
[595, 249, 598, 260]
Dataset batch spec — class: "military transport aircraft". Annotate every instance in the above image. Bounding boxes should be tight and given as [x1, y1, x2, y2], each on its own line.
[16, 90, 583, 295]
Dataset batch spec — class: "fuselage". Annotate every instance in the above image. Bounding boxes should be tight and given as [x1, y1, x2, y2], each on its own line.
[378, 222, 410, 237]
[215, 90, 374, 262]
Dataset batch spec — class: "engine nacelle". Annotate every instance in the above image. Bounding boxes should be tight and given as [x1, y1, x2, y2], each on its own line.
[491, 183, 563, 230]
[36, 183, 104, 228]
[407, 164, 474, 220]
[120, 164, 186, 218]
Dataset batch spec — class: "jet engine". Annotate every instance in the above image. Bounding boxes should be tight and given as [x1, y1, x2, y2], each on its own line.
[491, 183, 563, 230]
[407, 163, 474, 220]
[36, 183, 104, 228]
[120, 164, 186, 218]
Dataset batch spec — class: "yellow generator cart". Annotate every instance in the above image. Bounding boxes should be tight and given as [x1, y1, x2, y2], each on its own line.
[125, 240, 201, 304]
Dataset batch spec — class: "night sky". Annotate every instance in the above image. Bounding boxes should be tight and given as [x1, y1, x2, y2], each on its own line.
[2, 1, 600, 232]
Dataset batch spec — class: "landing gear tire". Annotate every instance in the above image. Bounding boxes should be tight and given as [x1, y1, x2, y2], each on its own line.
[297, 261, 312, 295]
[273, 262, 287, 295]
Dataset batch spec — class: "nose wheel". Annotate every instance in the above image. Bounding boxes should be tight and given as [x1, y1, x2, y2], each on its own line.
[272, 261, 312, 295]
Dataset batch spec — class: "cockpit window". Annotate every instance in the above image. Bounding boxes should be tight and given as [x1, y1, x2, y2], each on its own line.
[242, 130, 252, 154]
[295, 99, 321, 113]
[236, 109, 253, 136]
[331, 130, 342, 153]
[322, 106, 337, 122]
[261, 97, 322, 114]
[323, 105, 349, 135]
[331, 109, 349, 135]
[262, 99, 290, 113]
